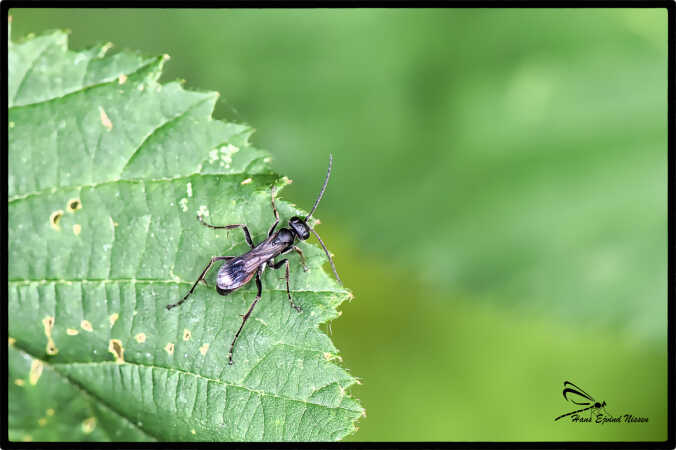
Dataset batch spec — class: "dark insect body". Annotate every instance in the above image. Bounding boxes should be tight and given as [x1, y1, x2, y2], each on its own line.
[166, 155, 341, 364]
[554, 381, 608, 421]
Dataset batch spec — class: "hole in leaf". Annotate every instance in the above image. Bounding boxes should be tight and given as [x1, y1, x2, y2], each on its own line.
[108, 339, 124, 364]
[49, 210, 64, 230]
[67, 198, 81, 212]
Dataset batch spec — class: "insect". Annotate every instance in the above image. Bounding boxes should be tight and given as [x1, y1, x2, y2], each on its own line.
[554, 381, 608, 421]
[166, 155, 341, 364]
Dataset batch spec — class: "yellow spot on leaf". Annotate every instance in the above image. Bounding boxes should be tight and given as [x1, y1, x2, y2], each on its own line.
[72, 224, 82, 236]
[199, 343, 209, 356]
[8, 337, 16, 346]
[66, 328, 79, 336]
[241, 177, 252, 185]
[109, 313, 119, 327]
[179, 198, 188, 212]
[322, 352, 342, 362]
[108, 339, 124, 364]
[135, 333, 146, 343]
[191, 429, 196, 435]
[9, 121, 15, 128]
[50, 210, 64, 231]
[46, 408, 55, 416]
[80, 320, 93, 332]
[183, 329, 191, 341]
[99, 106, 113, 131]
[165, 342, 175, 355]
[42, 316, 58, 355]
[38, 418, 47, 426]
[118, 74, 127, 84]
[82, 417, 96, 434]
[14, 378, 25, 386]
[22, 435, 32, 442]
[99, 42, 113, 57]
[29, 360, 44, 385]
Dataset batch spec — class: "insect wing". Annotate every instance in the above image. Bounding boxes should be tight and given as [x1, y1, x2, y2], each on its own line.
[242, 239, 287, 274]
[562, 381, 595, 406]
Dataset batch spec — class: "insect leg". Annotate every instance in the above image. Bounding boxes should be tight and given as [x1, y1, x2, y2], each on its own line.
[268, 186, 280, 237]
[270, 258, 303, 312]
[166, 256, 233, 310]
[291, 246, 308, 272]
[278, 245, 308, 271]
[228, 270, 263, 365]
[197, 215, 254, 248]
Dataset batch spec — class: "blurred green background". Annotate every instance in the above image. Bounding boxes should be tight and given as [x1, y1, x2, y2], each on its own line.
[9, 8, 668, 441]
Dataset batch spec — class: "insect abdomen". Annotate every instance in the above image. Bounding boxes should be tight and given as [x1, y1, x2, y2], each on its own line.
[216, 259, 254, 293]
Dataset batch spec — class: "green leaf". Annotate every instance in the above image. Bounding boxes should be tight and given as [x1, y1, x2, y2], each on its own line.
[8, 25, 363, 442]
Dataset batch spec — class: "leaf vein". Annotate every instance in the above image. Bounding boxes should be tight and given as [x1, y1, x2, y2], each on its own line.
[51, 359, 361, 413]
[12, 345, 159, 441]
[8, 279, 344, 295]
[10, 56, 161, 109]
[7, 172, 273, 204]
[119, 96, 214, 176]
[12, 40, 58, 105]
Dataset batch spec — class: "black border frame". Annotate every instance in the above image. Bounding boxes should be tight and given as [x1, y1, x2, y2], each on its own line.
[1, 2, 673, 448]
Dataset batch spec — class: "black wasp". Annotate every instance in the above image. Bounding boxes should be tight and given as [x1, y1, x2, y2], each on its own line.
[554, 381, 608, 421]
[166, 155, 341, 364]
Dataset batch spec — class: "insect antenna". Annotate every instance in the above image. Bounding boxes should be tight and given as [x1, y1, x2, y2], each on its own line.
[305, 154, 333, 221]
[309, 227, 342, 285]
[303, 154, 342, 285]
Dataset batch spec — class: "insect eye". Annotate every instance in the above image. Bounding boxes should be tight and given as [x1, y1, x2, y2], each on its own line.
[288, 217, 310, 240]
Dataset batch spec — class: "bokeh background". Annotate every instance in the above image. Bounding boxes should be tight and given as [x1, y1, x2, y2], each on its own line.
[9, 8, 668, 441]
